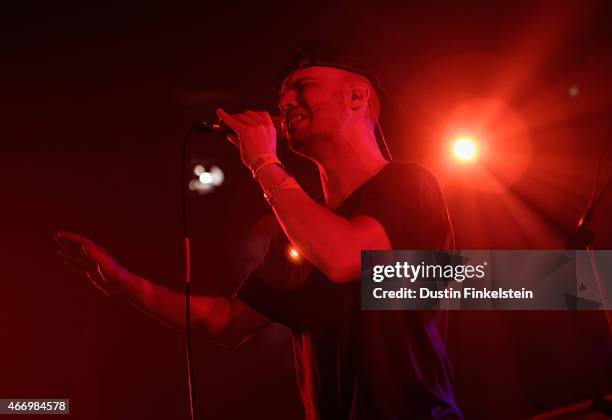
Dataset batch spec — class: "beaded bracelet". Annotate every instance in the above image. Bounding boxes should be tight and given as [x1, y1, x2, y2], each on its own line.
[263, 177, 300, 203]
[248, 153, 283, 178]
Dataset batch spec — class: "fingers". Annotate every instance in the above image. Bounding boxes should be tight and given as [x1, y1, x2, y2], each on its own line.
[244, 110, 269, 123]
[57, 240, 87, 257]
[215, 109, 277, 166]
[259, 111, 275, 125]
[55, 231, 111, 260]
[57, 247, 94, 268]
[217, 108, 273, 128]
[55, 230, 115, 297]
[57, 241, 101, 283]
[217, 108, 273, 150]
[55, 231, 88, 244]
[55, 231, 92, 256]
[226, 134, 239, 147]
[55, 230, 101, 271]
[57, 235, 91, 262]
[63, 260, 89, 275]
[57, 240, 95, 268]
[62, 259, 111, 297]
[87, 270, 112, 297]
[216, 108, 245, 131]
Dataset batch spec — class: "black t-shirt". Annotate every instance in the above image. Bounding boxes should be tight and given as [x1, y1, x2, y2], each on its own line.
[237, 162, 462, 419]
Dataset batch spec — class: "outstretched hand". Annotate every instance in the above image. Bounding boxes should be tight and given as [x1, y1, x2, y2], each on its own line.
[55, 231, 129, 297]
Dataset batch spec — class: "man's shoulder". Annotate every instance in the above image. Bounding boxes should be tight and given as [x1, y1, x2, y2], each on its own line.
[384, 161, 436, 177]
[374, 161, 441, 191]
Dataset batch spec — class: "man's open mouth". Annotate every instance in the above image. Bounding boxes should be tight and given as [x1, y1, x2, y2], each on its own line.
[287, 114, 307, 129]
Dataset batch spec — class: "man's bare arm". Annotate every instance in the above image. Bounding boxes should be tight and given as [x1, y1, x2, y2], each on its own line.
[255, 164, 391, 283]
[215, 109, 391, 284]
[55, 231, 272, 348]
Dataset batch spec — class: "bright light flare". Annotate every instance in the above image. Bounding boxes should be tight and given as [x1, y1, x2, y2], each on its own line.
[568, 85, 579, 98]
[193, 164, 205, 176]
[189, 164, 225, 195]
[287, 246, 301, 262]
[452, 137, 478, 162]
[199, 172, 214, 184]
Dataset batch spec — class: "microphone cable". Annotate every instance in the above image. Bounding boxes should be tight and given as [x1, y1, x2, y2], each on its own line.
[376, 119, 393, 161]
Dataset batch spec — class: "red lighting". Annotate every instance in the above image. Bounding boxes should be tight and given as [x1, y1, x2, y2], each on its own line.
[452, 137, 478, 162]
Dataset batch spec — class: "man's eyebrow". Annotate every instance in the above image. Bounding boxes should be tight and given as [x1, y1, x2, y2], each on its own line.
[293, 77, 315, 85]
[281, 77, 316, 93]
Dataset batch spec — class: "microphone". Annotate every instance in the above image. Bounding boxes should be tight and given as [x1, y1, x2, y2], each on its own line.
[192, 120, 234, 134]
[192, 117, 283, 135]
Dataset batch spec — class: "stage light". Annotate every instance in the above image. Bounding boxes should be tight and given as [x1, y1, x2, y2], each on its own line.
[199, 172, 214, 184]
[193, 164, 205, 176]
[288, 246, 301, 261]
[452, 137, 478, 162]
[568, 85, 579, 98]
[189, 164, 225, 195]
[210, 166, 224, 185]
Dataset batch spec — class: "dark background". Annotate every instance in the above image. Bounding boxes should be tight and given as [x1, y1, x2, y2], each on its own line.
[1, 1, 611, 419]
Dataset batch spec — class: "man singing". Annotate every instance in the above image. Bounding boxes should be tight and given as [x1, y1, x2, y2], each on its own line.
[56, 46, 462, 419]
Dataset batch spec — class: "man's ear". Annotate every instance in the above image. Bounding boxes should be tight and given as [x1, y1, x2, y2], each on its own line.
[348, 82, 370, 111]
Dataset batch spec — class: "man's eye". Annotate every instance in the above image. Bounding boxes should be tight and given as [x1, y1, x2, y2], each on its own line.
[298, 82, 313, 90]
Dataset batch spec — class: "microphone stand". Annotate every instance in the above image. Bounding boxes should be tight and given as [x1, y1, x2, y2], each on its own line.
[568, 104, 612, 330]
[567, 174, 612, 334]
[562, 174, 612, 420]
[182, 130, 198, 420]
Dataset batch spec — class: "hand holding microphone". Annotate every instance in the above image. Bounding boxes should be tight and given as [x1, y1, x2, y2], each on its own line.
[210, 109, 281, 170]
[193, 114, 282, 136]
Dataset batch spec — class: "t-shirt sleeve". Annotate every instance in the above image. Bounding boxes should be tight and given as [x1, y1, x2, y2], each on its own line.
[237, 273, 309, 330]
[354, 164, 454, 250]
[236, 229, 343, 330]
